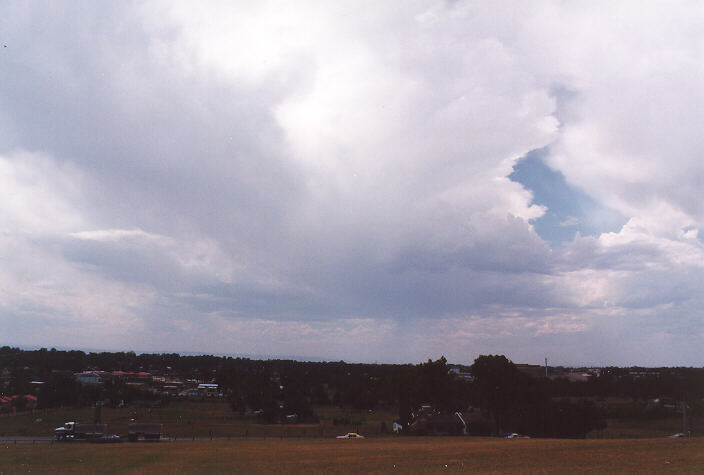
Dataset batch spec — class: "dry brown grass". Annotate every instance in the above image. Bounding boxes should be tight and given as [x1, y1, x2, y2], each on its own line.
[1, 436, 703, 473]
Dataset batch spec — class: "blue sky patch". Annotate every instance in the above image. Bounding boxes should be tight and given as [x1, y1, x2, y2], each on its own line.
[510, 149, 626, 246]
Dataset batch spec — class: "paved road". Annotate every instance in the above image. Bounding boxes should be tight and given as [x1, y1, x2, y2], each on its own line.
[0, 436, 54, 444]
[0, 435, 325, 444]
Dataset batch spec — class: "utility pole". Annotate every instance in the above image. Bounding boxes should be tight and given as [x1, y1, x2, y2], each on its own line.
[545, 357, 548, 378]
[682, 398, 689, 437]
[93, 401, 102, 424]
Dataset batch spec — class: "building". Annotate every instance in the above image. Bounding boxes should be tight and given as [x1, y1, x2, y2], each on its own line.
[448, 366, 474, 381]
[75, 372, 102, 384]
[196, 383, 220, 396]
[409, 412, 467, 435]
[112, 371, 152, 384]
[0, 394, 37, 411]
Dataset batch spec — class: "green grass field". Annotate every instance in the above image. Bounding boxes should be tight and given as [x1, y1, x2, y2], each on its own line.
[1, 437, 703, 473]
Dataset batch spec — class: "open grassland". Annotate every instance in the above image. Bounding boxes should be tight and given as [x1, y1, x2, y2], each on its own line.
[1, 437, 703, 473]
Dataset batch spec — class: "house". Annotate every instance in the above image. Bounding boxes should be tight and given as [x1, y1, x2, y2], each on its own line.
[1, 368, 11, 389]
[0, 394, 37, 411]
[549, 372, 591, 383]
[409, 412, 467, 435]
[112, 371, 152, 384]
[196, 383, 220, 396]
[24, 394, 37, 409]
[411, 403, 436, 420]
[407, 404, 467, 436]
[448, 366, 474, 381]
[75, 371, 102, 384]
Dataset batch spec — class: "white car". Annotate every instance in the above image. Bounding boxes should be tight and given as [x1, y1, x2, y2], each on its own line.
[336, 432, 365, 439]
[506, 433, 530, 438]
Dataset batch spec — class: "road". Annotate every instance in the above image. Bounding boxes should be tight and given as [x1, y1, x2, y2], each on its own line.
[0, 435, 316, 444]
[0, 436, 54, 444]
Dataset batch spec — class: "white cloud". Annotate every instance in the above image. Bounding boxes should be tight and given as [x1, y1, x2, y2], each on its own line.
[559, 216, 579, 227]
[0, 1, 703, 364]
[530, 2, 704, 232]
[70, 228, 166, 243]
[0, 150, 84, 235]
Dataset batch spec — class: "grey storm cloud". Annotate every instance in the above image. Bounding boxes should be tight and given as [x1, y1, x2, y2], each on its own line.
[1, 1, 704, 365]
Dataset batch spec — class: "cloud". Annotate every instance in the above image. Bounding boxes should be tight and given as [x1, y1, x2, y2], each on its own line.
[0, 150, 84, 234]
[70, 229, 166, 243]
[527, 3, 704, 232]
[0, 1, 703, 364]
[559, 217, 579, 227]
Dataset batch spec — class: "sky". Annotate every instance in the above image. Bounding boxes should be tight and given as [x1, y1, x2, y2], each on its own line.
[2, 1, 704, 366]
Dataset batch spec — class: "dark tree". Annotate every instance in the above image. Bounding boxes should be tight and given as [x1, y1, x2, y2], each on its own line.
[38, 373, 81, 409]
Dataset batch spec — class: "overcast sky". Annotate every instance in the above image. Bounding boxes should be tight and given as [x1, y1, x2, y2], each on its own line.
[2, 1, 704, 366]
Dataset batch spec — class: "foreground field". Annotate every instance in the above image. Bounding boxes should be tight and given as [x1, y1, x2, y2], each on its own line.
[1, 437, 703, 473]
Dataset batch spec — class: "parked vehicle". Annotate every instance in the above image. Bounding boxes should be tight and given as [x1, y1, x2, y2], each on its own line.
[54, 422, 107, 441]
[336, 432, 365, 439]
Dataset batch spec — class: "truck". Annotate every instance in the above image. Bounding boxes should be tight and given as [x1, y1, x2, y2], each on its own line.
[54, 421, 107, 441]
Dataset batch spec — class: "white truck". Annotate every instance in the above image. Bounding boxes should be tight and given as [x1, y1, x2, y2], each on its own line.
[54, 421, 107, 441]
